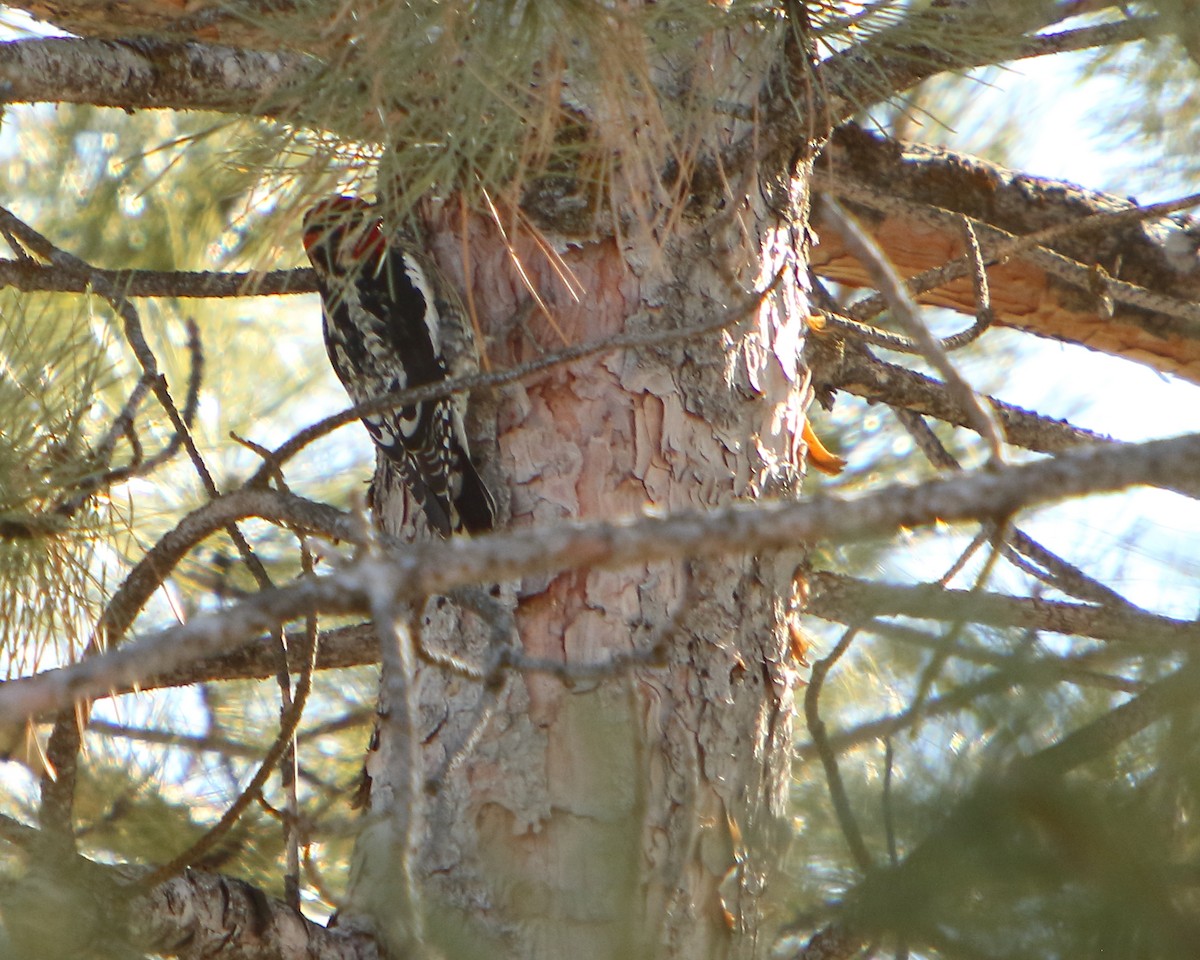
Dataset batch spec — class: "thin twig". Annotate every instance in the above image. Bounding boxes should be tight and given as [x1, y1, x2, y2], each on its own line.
[286, 526, 316, 909]
[812, 308, 988, 356]
[891, 403, 1153, 622]
[138, 317, 204, 474]
[805, 625, 872, 871]
[882, 737, 899, 866]
[789, 615, 1198, 960]
[231, 430, 307, 907]
[133, 606, 320, 894]
[944, 216, 993, 350]
[819, 195, 1006, 462]
[247, 268, 785, 486]
[1005, 529, 1147, 612]
[909, 517, 1009, 728]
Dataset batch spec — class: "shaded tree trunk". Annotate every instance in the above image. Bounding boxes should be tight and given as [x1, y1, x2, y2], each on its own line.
[343, 177, 818, 958]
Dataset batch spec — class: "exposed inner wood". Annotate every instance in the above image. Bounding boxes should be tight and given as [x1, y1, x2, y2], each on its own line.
[812, 124, 1200, 386]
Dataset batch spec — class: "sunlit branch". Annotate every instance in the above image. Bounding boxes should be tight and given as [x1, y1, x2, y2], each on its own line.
[806, 571, 1200, 648]
[0, 259, 316, 298]
[828, 179, 1200, 329]
[3, 430, 1198, 727]
[0, 37, 311, 114]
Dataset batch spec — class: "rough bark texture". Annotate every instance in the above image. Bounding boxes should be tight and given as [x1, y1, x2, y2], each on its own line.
[338, 178, 814, 958]
[133, 870, 380, 960]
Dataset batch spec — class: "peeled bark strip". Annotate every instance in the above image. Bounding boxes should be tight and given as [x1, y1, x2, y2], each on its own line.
[812, 123, 1200, 384]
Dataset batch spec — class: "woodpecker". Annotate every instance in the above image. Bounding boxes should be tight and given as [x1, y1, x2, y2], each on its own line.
[302, 196, 495, 536]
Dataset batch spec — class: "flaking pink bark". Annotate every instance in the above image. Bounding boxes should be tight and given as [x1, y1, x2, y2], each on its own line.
[348, 197, 814, 959]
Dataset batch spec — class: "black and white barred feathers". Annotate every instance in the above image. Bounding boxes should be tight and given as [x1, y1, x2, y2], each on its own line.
[302, 197, 495, 536]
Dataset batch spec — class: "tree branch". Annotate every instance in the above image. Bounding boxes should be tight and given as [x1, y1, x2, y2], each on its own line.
[4, 0, 300, 51]
[812, 124, 1200, 384]
[809, 338, 1200, 500]
[0, 259, 316, 298]
[814, 5, 1155, 125]
[806, 570, 1200, 648]
[3, 430, 1197, 727]
[0, 34, 302, 110]
[0, 37, 312, 115]
[132, 868, 380, 960]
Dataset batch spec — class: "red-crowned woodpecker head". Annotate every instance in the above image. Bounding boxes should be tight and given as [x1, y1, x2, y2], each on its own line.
[302, 196, 386, 275]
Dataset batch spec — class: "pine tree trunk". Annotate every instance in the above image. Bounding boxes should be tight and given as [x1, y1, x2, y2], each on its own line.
[341, 172, 816, 959]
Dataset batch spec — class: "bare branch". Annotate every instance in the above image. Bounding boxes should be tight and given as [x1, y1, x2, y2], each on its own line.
[0, 37, 311, 115]
[3, 0, 302, 50]
[3, 431, 1197, 726]
[810, 347, 1200, 500]
[806, 571, 1200, 648]
[132, 869, 380, 960]
[0, 260, 316, 298]
[1004, 528, 1147, 611]
[813, 345, 1106, 453]
[1013, 15, 1164, 59]
[11, 623, 377, 716]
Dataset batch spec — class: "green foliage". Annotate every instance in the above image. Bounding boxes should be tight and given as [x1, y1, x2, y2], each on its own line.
[251, 0, 773, 232]
[0, 101, 377, 922]
[0, 291, 119, 664]
[249, 0, 1049, 235]
[0, 103, 362, 661]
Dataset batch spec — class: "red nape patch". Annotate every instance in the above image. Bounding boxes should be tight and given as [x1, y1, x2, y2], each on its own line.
[351, 218, 386, 261]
